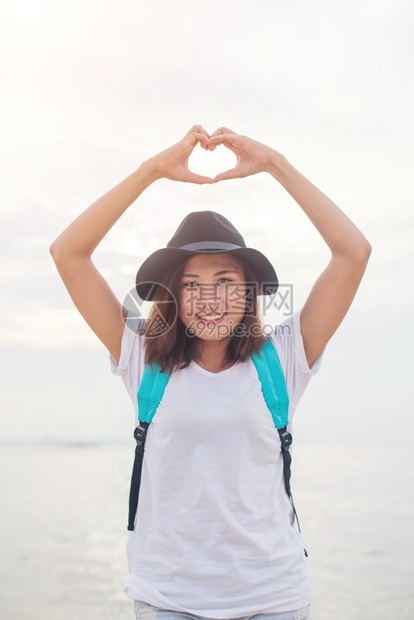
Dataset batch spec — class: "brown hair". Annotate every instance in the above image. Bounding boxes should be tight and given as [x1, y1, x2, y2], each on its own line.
[144, 253, 266, 373]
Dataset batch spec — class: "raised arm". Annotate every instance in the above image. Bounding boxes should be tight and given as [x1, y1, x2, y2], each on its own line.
[50, 126, 213, 363]
[209, 127, 372, 368]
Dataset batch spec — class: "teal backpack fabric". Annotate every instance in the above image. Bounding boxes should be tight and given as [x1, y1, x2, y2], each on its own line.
[250, 339, 289, 429]
[127, 339, 306, 554]
[137, 339, 288, 425]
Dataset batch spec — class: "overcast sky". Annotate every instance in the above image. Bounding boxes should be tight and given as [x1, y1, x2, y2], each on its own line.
[0, 0, 413, 444]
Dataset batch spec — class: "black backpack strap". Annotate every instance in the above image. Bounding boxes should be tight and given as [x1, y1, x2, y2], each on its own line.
[127, 423, 149, 531]
[128, 361, 170, 531]
[278, 426, 308, 557]
[278, 427, 293, 497]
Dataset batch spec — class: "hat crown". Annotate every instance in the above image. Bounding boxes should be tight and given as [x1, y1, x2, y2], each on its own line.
[135, 210, 278, 300]
[167, 211, 246, 250]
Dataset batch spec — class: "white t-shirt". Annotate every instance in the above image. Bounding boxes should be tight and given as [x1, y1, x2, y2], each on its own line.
[110, 310, 323, 617]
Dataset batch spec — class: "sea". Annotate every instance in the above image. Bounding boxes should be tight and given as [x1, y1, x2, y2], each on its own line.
[0, 443, 413, 620]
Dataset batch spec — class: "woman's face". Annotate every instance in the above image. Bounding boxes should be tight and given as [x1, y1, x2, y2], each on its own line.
[178, 253, 247, 342]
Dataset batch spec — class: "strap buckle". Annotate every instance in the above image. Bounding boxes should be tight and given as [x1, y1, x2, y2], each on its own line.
[133, 425, 148, 447]
[278, 427, 292, 452]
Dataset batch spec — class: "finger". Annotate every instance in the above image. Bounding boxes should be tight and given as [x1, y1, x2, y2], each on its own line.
[187, 172, 214, 185]
[209, 133, 238, 146]
[197, 125, 211, 141]
[210, 127, 236, 138]
[189, 132, 211, 150]
[186, 125, 210, 140]
[209, 137, 238, 155]
[212, 168, 239, 183]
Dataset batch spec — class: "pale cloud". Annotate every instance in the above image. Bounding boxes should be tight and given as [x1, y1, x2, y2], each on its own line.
[1, 305, 100, 350]
[0, 0, 413, 442]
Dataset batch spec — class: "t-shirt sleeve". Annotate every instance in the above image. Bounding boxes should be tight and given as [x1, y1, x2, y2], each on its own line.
[269, 308, 325, 420]
[109, 315, 147, 419]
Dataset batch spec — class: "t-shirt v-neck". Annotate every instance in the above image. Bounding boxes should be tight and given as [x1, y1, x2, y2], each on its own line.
[190, 359, 238, 377]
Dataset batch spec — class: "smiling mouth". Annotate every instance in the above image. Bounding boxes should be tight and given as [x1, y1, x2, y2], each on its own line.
[196, 312, 227, 322]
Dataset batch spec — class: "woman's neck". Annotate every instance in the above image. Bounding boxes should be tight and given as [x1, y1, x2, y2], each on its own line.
[193, 339, 233, 373]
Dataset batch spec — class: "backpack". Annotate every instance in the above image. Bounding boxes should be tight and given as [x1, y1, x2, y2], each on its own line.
[127, 338, 307, 556]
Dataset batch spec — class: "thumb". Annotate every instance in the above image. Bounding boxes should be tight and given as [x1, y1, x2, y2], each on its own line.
[212, 167, 239, 183]
[187, 172, 214, 185]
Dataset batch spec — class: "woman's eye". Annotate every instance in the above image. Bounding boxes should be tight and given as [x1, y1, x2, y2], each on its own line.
[183, 278, 233, 288]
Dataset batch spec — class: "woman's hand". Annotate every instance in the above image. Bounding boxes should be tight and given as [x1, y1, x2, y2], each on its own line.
[208, 127, 280, 182]
[147, 125, 213, 184]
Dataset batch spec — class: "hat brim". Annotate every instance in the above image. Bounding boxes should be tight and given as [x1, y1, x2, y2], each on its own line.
[135, 247, 278, 301]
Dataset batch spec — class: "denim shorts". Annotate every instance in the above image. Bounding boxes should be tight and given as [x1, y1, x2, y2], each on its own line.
[134, 600, 310, 620]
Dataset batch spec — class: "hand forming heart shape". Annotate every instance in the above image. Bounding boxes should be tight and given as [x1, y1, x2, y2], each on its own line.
[152, 125, 275, 185]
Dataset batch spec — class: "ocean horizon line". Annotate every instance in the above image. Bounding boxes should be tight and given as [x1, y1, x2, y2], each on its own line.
[0, 439, 131, 447]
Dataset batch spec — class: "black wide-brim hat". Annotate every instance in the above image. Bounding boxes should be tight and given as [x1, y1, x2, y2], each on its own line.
[135, 211, 278, 301]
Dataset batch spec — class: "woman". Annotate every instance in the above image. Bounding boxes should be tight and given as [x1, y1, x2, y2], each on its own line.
[50, 125, 371, 619]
